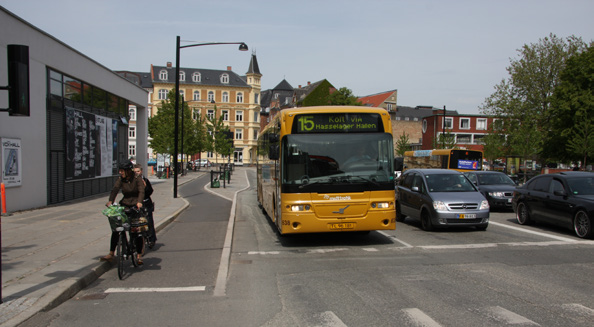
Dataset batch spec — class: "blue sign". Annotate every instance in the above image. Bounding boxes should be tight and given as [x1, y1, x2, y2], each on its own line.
[458, 160, 479, 170]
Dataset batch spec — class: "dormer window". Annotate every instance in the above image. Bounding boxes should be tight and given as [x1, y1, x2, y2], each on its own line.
[192, 72, 201, 82]
[179, 71, 185, 82]
[159, 70, 168, 80]
[220, 73, 229, 84]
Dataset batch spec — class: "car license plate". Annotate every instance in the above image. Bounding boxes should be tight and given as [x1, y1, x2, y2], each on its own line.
[457, 214, 476, 219]
[508, 198, 512, 203]
[329, 222, 355, 230]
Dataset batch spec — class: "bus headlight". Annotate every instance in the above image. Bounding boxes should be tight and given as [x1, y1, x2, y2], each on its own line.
[433, 201, 448, 211]
[371, 202, 391, 209]
[291, 205, 310, 212]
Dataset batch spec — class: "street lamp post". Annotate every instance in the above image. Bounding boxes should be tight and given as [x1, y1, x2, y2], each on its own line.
[173, 36, 248, 198]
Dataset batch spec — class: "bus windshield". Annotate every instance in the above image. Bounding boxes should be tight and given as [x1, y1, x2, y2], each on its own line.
[281, 133, 394, 193]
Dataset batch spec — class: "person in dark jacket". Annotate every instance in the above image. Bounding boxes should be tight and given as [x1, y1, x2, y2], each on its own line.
[102, 161, 144, 263]
[134, 164, 157, 248]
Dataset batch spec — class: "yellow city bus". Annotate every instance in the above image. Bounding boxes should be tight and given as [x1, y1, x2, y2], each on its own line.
[257, 106, 396, 235]
[403, 149, 483, 172]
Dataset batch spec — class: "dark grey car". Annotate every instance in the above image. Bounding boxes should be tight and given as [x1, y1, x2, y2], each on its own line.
[396, 169, 490, 231]
[464, 171, 516, 210]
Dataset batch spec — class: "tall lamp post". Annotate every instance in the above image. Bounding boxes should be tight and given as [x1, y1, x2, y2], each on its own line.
[173, 36, 248, 198]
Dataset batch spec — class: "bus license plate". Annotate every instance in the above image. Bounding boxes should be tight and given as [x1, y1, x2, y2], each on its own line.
[457, 214, 476, 219]
[329, 222, 355, 230]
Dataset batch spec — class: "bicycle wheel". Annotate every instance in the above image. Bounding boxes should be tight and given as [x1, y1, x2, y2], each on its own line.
[130, 232, 139, 267]
[116, 232, 125, 280]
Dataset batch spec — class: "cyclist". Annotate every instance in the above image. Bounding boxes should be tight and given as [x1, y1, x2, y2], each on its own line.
[102, 161, 145, 264]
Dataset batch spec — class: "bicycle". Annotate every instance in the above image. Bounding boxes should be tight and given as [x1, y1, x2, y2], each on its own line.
[104, 205, 149, 280]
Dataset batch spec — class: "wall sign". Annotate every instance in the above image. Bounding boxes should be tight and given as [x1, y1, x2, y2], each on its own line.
[1, 137, 22, 187]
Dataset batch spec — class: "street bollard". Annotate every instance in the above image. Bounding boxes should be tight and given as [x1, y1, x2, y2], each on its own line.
[1, 183, 6, 214]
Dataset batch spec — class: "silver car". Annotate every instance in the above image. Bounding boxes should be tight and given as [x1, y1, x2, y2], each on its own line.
[396, 169, 490, 231]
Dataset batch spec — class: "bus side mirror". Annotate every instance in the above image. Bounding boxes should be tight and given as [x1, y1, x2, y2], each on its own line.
[269, 145, 279, 160]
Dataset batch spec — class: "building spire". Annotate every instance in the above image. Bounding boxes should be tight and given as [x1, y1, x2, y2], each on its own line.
[246, 53, 261, 76]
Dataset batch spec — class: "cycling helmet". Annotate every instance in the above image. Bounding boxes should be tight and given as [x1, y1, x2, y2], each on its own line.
[118, 161, 133, 170]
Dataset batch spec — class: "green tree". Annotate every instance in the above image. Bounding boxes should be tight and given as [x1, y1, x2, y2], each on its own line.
[433, 131, 457, 149]
[481, 121, 508, 166]
[480, 34, 587, 168]
[547, 45, 594, 167]
[206, 106, 233, 163]
[328, 87, 363, 106]
[395, 132, 411, 157]
[148, 90, 208, 159]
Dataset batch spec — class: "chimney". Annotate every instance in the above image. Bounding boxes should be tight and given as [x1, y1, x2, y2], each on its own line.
[167, 62, 172, 68]
[227, 66, 232, 71]
[298, 85, 301, 89]
[307, 81, 311, 85]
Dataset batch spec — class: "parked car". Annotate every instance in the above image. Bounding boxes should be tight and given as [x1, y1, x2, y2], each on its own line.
[195, 159, 211, 167]
[512, 171, 594, 239]
[463, 171, 516, 210]
[396, 169, 490, 231]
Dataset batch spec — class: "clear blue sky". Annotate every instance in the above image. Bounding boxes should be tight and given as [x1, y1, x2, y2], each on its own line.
[2, 0, 593, 114]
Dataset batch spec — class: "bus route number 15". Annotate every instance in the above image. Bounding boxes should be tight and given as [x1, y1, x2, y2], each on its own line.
[298, 116, 314, 132]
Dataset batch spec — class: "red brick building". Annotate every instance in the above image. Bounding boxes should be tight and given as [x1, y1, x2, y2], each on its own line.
[421, 110, 497, 151]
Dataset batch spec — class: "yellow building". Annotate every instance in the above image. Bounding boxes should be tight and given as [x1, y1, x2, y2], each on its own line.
[149, 54, 262, 165]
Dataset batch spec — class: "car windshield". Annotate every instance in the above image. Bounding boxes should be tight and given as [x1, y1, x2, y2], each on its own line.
[425, 174, 476, 192]
[567, 177, 594, 195]
[477, 173, 515, 185]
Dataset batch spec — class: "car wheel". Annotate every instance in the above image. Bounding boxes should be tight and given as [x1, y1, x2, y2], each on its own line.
[516, 202, 531, 225]
[573, 210, 593, 239]
[420, 210, 433, 231]
[396, 202, 406, 222]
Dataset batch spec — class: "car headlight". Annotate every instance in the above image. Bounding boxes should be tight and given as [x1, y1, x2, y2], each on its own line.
[480, 200, 490, 210]
[433, 201, 448, 211]
[488, 192, 505, 198]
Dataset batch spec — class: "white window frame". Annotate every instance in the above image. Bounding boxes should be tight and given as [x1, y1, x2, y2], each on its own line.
[129, 126, 136, 138]
[208, 91, 215, 103]
[235, 129, 243, 140]
[236, 110, 243, 122]
[222, 110, 229, 121]
[193, 90, 200, 101]
[179, 71, 185, 82]
[444, 117, 453, 129]
[158, 89, 167, 100]
[460, 118, 471, 130]
[129, 108, 136, 121]
[192, 72, 201, 82]
[159, 70, 167, 80]
[220, 73, 229, 84]
[192, 108, 200, 120]
[207, 109, 215, 120]
[476, 118, 487, 130]
[236, 92, 243, 103]
[128, 145, 136, 157]
[222, 92, 229, 102]
[422, 119, 428, 133]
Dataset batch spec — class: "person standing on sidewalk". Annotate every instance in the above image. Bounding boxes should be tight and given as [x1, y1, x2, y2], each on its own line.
[134, 164, 157, 248]
[102, 161, 144, 263]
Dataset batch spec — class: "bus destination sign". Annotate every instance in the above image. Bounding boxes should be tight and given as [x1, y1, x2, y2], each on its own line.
[292, 113, 384, 134]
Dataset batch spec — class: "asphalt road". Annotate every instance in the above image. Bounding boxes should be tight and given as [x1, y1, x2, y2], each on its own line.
[20, 170, 594, 327]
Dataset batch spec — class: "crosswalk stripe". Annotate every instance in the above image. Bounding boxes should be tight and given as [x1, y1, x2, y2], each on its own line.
[105, 286, 206, 293]
[402, 308, 442, 327]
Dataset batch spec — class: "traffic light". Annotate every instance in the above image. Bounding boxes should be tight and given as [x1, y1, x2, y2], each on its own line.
[7, 44, 30, 116]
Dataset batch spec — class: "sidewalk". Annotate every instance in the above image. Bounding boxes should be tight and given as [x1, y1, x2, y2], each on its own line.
[0, 166, 250, 327]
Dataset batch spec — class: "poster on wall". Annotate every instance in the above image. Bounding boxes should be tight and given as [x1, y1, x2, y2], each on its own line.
[65, 107, 116, 181]
[1, 138, 22, 187]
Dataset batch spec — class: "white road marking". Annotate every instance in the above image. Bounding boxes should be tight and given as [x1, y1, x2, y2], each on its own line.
[489, 221, 580, 243]
[248, 251, 280, 255]
[362, 248, 379, 252]
[487, 306, 539, 325]
[316, 311, 348, 327]
[561, 303, 594, 316]
[402, 308, 442, 327]
[105, 286, 206, 293]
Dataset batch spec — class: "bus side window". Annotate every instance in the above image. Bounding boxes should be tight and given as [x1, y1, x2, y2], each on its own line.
[441, 155, 448, 169]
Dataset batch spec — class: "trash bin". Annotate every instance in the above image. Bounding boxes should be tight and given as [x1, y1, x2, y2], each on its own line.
[211, 179, 220, 188]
